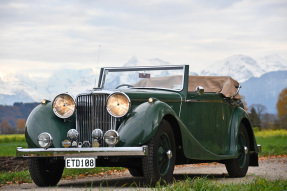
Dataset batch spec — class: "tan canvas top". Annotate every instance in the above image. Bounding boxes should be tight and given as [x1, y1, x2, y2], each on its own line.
[133, 75, 241, 99]
[188, 76, 241, 99]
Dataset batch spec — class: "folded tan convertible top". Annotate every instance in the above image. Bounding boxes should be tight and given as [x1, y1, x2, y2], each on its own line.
[188, 76, 241, 99]
[133, 75, 241, 99]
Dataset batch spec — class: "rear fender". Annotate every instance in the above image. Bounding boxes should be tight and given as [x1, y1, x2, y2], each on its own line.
[229, 107, 259, 166]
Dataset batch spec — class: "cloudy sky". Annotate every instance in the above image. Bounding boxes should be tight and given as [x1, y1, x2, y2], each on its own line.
[0, 0, 286, 76]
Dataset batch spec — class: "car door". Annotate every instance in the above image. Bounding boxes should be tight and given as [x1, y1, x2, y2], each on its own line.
[184, 92, 231, 155]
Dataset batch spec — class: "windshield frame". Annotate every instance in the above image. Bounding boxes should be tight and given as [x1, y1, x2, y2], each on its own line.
[99, 65, 186, 92]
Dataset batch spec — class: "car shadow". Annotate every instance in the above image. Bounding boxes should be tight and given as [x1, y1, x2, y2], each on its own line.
[57, 173, 232, 189]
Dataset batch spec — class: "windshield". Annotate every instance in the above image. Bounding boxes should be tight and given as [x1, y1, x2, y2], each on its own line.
[100, 66, 185, 91]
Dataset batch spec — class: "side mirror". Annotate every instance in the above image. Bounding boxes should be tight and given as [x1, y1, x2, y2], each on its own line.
[195, 86, 204, 95]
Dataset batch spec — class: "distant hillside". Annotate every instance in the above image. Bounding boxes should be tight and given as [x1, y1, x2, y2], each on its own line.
[240, 71, 287, 114]
[0, 102, 39, 127]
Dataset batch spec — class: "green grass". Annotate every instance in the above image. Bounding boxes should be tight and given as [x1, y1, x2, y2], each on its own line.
[254, 129, 287, 137]
[164, 177, 287, 191]
[0, 134, 25, 143]
[0, 134, 27, 156]
[0, 167, 125, 184]
[254, 129, 287, 156]
[0, 170, 32, 184]
[1, 172, 286, 190]
[0, 141, 28, 156]
[256, 136, 287, 156]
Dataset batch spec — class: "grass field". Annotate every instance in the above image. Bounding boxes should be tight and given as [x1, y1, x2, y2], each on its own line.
[0, 142, 27, 156]
[1, 173, 287, 190]
[164, 177, 287, 191]
[0, 167, 125, 184]
[254, 129, 287, 156]
[0, 134, 26, 143]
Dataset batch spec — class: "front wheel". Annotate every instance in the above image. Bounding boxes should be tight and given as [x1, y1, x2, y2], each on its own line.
[128, 168, 143, 177]
[142, 119, 176, 185]
[225, 124, 250, 177]
[28, 158, 64, 187]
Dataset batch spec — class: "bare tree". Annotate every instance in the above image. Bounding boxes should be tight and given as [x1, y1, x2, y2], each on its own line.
[250, 104, 267, 121]
[16, 119, 26, 134]
[0, 120, 11, 134]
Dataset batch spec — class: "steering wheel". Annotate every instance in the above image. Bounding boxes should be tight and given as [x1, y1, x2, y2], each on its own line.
[115, 84, 134, 89]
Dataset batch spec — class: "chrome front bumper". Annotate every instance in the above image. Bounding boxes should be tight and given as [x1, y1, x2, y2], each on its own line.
[16, 146, 148, 158]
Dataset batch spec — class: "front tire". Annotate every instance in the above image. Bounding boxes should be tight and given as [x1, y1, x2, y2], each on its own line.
[128, 168, 143, 177]
[142, 119, 176, 185]
[225, 124, 250, 177]
[28, 158, 64, 187]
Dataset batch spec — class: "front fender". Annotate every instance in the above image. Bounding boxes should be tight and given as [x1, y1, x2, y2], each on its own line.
[25, 102, 76, 148]
[117, 99, 176, 147]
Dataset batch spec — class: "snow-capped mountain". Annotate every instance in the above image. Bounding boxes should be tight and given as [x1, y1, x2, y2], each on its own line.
[0, 68, 97, 105]
[0, 54, 286, 114]
[0, 57, 172, 104]
[201, 54, 287, 82]
[257, 54, 287, 72]
[104, 57, 181, 89]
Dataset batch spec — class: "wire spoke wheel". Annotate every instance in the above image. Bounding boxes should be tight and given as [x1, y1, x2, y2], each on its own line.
[157, 133, 171, 176]
[225, 124, 250, 178]
[142, 119, 176, 185]
[238, 132, 247, 168]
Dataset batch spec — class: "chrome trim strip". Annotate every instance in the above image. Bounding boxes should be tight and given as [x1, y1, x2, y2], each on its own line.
[186, 100, 225, 103]
[16, 146, 148, 157]
[132, 99, 183, 103]
[178, 93, 183, 118]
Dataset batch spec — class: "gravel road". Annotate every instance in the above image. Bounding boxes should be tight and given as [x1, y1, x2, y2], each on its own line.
[1, 156, 286, 191]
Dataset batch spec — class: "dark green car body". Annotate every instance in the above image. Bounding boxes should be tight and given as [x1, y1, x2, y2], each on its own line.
[17, 65, 260, 186]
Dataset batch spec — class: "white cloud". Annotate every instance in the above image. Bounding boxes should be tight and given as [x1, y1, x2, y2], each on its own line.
[0, 0, 286, 75]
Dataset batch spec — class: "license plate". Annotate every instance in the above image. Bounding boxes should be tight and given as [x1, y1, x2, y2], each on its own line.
[65, 158, 96, 168]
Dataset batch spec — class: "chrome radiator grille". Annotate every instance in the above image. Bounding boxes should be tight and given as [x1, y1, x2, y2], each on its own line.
[76, 93, 116, 146]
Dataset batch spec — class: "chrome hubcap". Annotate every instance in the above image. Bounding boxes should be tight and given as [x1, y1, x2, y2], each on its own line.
[244, 146, 248, 154]
[166, 150, 172, 159]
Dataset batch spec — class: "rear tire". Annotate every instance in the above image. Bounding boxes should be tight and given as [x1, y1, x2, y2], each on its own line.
[142, 119, 176, 185]
[225, 124, 250, 177]
[28, 158, 64, 187]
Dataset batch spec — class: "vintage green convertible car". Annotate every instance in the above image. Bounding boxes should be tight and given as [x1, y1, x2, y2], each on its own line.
[17, 65, 260, 186]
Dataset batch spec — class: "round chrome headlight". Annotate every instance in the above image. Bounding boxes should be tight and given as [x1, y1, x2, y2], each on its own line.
[106, 92, 130, 117]
[38, 132, 53, 148]
[104, 130, 119, 146]
[67, 129, 79, 141]
[52, 93, 75, 119]
[92, 129, 103, 141]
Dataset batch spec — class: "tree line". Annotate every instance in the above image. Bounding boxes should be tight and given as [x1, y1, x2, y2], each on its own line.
[249, 88, 287, 130]
[0, 102, 39, 134]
